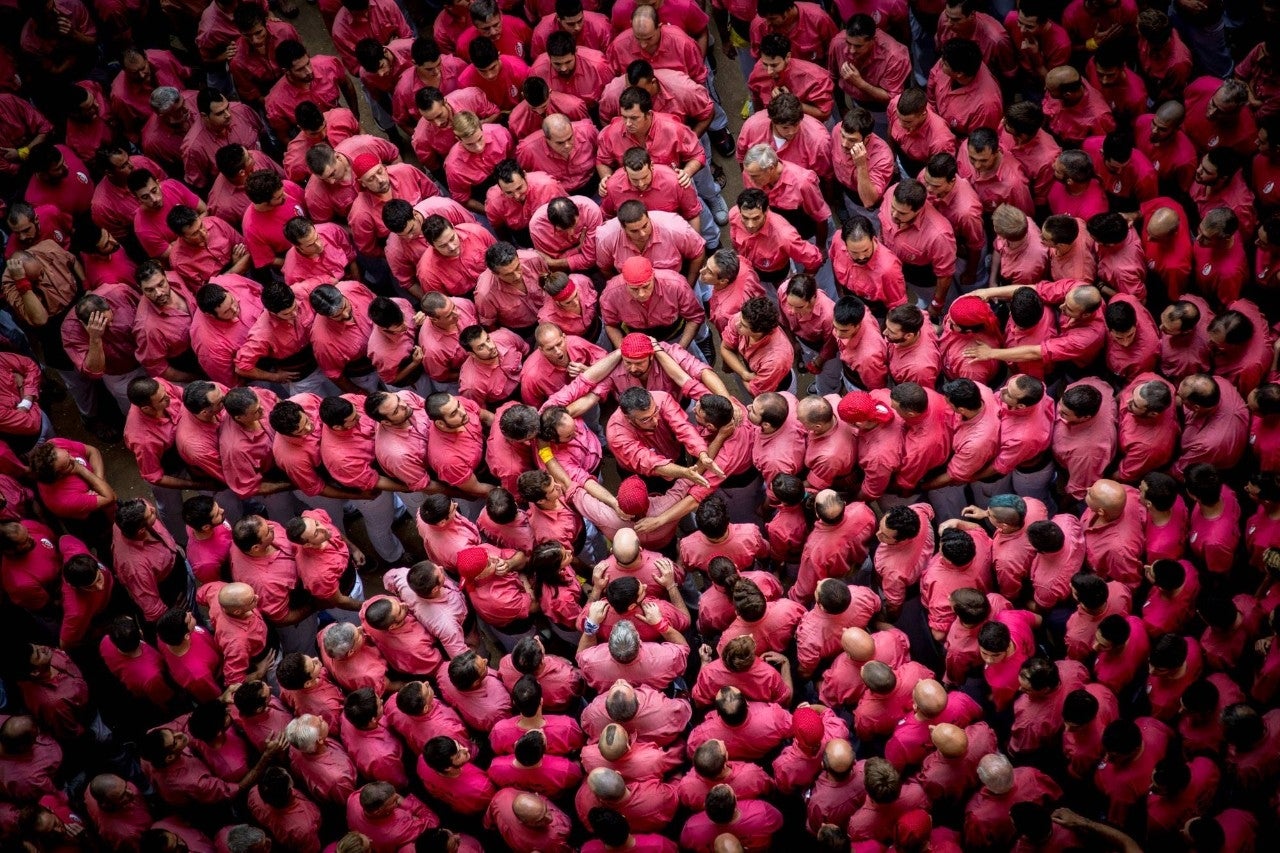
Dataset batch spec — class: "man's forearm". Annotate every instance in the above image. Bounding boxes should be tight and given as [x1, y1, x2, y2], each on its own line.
[983, 344, 1044, 363]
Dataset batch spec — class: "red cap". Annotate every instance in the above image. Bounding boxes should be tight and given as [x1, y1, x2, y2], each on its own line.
[837, 391, 893, 425]
[792, 706, 824, 750]
[351, 152, 381, 179]
[895, 810, 932, 847]
[455, 547, 489, 581]
[620, 333, 655, 360]
[616, 476, 651, 516]
[621, 256, 653, 285]
[948, 295, 997, 329]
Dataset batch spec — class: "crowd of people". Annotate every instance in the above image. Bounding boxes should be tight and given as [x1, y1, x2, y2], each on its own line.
[2, 0, 1280, 849]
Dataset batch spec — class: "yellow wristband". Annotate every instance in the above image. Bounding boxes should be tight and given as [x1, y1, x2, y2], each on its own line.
[16, 147, 29, 161]
[1085, 38, 1098, 52]
[538, 446, 554, 463]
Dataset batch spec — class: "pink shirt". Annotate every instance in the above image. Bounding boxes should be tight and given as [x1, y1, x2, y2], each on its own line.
[926, 62, 1004, 137]
[792, 503, 875, 604]
[1176, 376, 1250, 477]
[888, 97, 956, 167]
[737, 110, 833, 179]
[159, 626, 223, 704]
[529, 195, 603, 272]
[600, 267, 705, 335]
[1052, 378, 1118, 500]
[241, 181, 308, 268]
[878, 196, 956, 279]
[311, 282, 378, 381]
[873, 504, 935, 610]
[594, 210, 705, 275]
[282, 223, 355, 286]
[921, 531, 993, 634]
[1189, 489, 1242, 575]
[264, 54, 347, 135]
[415, 222, 496, 296]
[729, 208, 823, 274]
[459, 328, 530, 408]
[517, 118, 600, 192]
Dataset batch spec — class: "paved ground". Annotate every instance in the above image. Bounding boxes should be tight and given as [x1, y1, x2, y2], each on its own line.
[71, 6, 753, 572]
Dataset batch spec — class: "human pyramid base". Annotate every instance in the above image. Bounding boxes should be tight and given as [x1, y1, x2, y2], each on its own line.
[2, 0, 1280, 850]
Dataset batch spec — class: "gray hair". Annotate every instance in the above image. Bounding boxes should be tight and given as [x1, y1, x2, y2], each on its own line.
[608, 620, 641, 664]
[322, 623, 358, 658]
[1217, 78, 1249, 107]
[743, 144, 780, 172]
[285, 714, 324, 752]
[225, 825, 269, 853]
[150, 86, 182, 113]
[976, 753, 1014, 793]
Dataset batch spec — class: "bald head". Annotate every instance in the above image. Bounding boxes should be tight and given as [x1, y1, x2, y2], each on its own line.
[932, 723, 969, 758]
[1086, 479, 1127, 517]
[1154, 100, 1185, 125]
[823, 738, 854, 774]
[1046, 65, 1079, 92]
[598, 723, 631, 761]
[977, 753, 1014, 794]
[512, 792, 549, 826]
[1146, 206, 1181, 240]
[89, 773, 129, 804]
[913, 679, 948, 717]
[587, 767, 627, 801]
[218, 582, 256, 610]
[612, 528, 640, 564]
[713, 834, 745, 853]
[841, 627, 875, 661]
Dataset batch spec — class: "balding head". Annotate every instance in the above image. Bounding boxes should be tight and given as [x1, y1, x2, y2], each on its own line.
[0, 715, 36, 749]
[7, 251, 42, 281]
[823, 738, 854, 774]
[89, 773, 129, 806]
[814, 489, 844, 524]
[218, 582, 256, 611]
[841, 627, 875, 661]
[542, 113, 571, 139]
[1045, 65, 1079, 93]
[913, 679, 948, 717]
[1067, 285, 1103, 315]
[612, 528, 640, 564]
[1154, 100, 1185, 126]
[1085, 479, 1127, 519]
[797, 395, 834, 428]
[598, 723, 631, 761]
[931, 723, 969, 758]
[713, 834, 745, 853]
[1146, 206, 1181, 240]
[512, 792, 549, 826]
[631, 4, 658, 35]
[586, 767, 627, 801]
[977, 753, 1014, 794]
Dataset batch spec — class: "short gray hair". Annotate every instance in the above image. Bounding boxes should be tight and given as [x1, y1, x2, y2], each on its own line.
[743, 144, 780, 172]
[977, 753, 1013, 793]
[225, 825, 269, 853]
[323, 623, 358, 658]
[150, 86, 182, 113]
[285, 714, 323, 752]
[608, 620, 641, 664]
